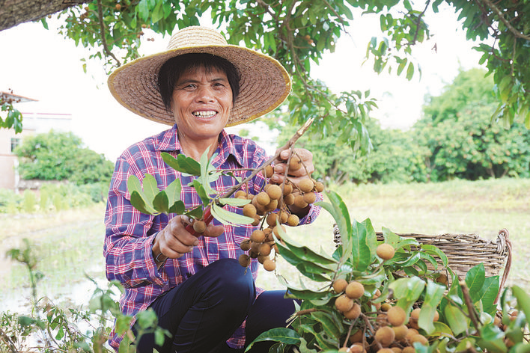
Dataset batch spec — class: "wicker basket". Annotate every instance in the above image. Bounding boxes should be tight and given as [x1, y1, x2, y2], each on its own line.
[333, 227, 512, 301]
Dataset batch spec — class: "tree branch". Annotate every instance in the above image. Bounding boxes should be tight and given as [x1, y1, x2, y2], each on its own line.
[412, 0, 431, 45]
[96, 0, 122, 67]
[481, 0, 530, 40]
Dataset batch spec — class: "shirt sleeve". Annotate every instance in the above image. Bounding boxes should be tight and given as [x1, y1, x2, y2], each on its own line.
[103, 155, 167, 289]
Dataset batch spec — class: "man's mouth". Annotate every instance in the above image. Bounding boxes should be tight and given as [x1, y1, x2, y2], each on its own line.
[192, 110, 217, 118]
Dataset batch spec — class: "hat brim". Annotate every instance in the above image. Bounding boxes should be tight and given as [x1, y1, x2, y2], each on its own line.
[108, 45, 291, 127]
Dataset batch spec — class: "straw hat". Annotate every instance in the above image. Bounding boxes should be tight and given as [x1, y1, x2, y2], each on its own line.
[108, 26, 291, 127]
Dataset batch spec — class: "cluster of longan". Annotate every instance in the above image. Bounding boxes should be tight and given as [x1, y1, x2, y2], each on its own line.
[236, 156, 324, 271]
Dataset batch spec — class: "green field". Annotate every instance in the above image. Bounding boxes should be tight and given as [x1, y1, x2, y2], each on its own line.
[1, 179, 528, 308]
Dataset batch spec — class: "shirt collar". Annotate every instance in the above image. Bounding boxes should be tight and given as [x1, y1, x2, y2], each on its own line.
[155, 124, 245, 168]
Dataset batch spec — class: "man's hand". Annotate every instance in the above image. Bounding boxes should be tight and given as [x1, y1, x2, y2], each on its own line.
[152, 215, 224, 265]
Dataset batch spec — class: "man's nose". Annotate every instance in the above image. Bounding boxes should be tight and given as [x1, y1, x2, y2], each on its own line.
[195, 85, 215, 103]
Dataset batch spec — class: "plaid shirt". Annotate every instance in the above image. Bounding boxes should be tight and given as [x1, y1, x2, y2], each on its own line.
[104, 125, 320, 350]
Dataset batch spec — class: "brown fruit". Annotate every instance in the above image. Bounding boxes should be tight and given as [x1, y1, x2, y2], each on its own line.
[250, 241, 260, 253]
[410, 308, 421, 321]
[350, 344, 366, 353]
[338, 348, 349, 352]
[257, 254, 269, 264]
[303, 192, 317, 204]
[494, 315, 502, 327]
[433, 311, 439, 322]
[391, 348, 402, 353]
[375, 326, 395, 347]
[193, 220, 206, 233]
[243, 204, 257, 218]
[402, 347, 415, 353]
[374, 289, 382, 298]
[344, 303, 362, 320]
[263, 228, 274, 241]
[289, 155, 302, 171]
[258, 242, 272, 256]
[235, 190, 247, 199]
[252, 215, 261, 226]
[240, 238, 251, 251]
[279, 211, 288, 223]
[315, 181, 325, 192]
[263, 259, 276, 271]
[405, 328, 418, 342]
[273, 225, 286, 237]
[267, 185, 282, 200]
[410, 334, 428, 346]
[249, 250, 259, 258]
[333, 279, 348, 293]
[264, 199, 278, 211]
[282, 183, 293, 195]
[284, 194, 295, 205]
[377, 313, 389, 326]
[335, 294, 354, 312]
[392, 325, 408, 341]
[298, 178, 314, 193]
[266, 213, 278, 227]
[294, 194, 308, 208]
[264, 165, 274, 178]
[381, 303, 392, 312]
[436, 273, 448, 286]
[251, 230, 266, 243]
[239, 254, 250, 267]
[345, 281, 364, 299]
[378, 349, 394, 353]
[387, 306, 406, 326]
[349, 329, 363, 343]
[377, 244, 395, 260]
[287, 214, 299, 226]
[256, 192, 270, 206]
[115, 3, 122, 10]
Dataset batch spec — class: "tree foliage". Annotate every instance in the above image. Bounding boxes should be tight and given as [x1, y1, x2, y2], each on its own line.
[14, 130, 115, 185]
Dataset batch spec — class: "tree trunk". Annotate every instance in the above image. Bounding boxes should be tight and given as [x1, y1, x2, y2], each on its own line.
[0, 0, 87, 31]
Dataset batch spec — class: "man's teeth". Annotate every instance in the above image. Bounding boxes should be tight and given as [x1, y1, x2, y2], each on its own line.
[193, 111, 216, 117]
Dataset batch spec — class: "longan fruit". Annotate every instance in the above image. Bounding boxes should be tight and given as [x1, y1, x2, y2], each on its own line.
[375, 326, 395, 347]
[344, 303, 362, 320]
[494, 315, 502, 327]
[243, 203, 257, 218]
[282, 183, 293, 195]
[251, 230, 265, 243]
[374, 289, 382, 298]
[283, 194, 295, 205]
[250, 241, 260, 253]
[391, 348, 402, 353]
[267, 184, 282, 200]
[436, 273, 448, 286]
[315, 181, 325, 192]
[289, 155, 302, 171]
[410, 308, 421, 321]
[410, 334, 428, 346]
[240, 238, 251, 251]
[377, 349, 394, 353]
[259, 242, 272, 256]
[193, 220, 206, 233]
[433, 311, 439, 322]
[235, 190, 247, 199]
[333, 279, 348, 293]
[405, 329, 418, 342]
[239, 254, 250, 267]
[377, 243, 395, 260]
[266, 213, 278, 227]
[392, 325, 408, 341]
[251, 215, 261, 226]
[279, 211, 288, 223]
[381, 303, 392, 312]
[294, 194, 308, 208]
[263, 228, 274, 242]
[298, 178, 314, 193]
[335, 294, 354, 312]
[255, 192, 270, 206]
[264, 165, 274, 178]
[273, 225, 286, 237]
[345, 281, 364, 299]
[258, 254, 269, 264]
[249, 250, 259, 258]
[287, 214, 300, 226]
[349, 329, 363, 343]
[338, 348, 349, 352]
[377, 313, 389, 326]
[350, 344, 366, 353]
[303, 192, 317, 204]
[387, 306, 406, 326]
[402, 347, 415, 353]
[263, 259, 276, 271]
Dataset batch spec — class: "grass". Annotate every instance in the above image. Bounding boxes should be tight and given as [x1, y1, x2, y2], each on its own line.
[1, 179, 528, 306]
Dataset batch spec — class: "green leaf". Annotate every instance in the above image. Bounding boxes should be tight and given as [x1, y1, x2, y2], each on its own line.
[245, 327, 301, 352]
[419, 252, 438, 270]
[406, 62, 414, 80]
[185, 206, 203, 220]
[161, 152, 201, 176]
[151, 2, 164, 23]
[311, 311, 343, 339]
[55, 325, 65, 340]
[142, 174, 159, 205]
[465, 263, 485, 303]
[169, 200, 185, 214]
[295, 263, 333, 282]
[127, 175, 144, 197]
[153, 191, 169, 214]
[421, 244, 448, 267]
[191, 179, 210, 205]
[389, 277, 426, 314]
[351, 220, 371, 271]
[40, 17, 49, 30]
[428, 322, 453, 338]
[218, 197, 251, 207]
[165, 178, 181, 207]
[199, 147, 216, 195]
[419, 280, 445, 334]
[444, 304, 468, 335]
[130, 191, 157, 215]
[477, 324, 507, 353]
[512, 285, 530, 326]
[476, 276, 500, 316]
[285, 286, 333, 302]
[382, 227, 401, 246]
[210, 203, 254, 225]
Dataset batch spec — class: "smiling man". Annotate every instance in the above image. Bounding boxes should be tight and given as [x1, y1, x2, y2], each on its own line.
[104, 26, 321, 353]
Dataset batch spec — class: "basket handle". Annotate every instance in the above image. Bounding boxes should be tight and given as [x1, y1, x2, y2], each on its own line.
[494, 228, 512, 305]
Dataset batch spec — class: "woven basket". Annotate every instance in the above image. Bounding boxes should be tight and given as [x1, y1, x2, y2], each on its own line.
[333, 227, 513, 301]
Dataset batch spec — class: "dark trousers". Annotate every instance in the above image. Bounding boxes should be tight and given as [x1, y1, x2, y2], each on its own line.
[135, 258, 296, 353]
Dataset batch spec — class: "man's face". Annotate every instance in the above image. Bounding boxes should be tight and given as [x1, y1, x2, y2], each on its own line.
[171, 65, 233, 143]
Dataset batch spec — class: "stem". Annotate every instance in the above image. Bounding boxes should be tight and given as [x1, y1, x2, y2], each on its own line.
[481, 0, 530, 40]
[96, 0, 122, 66]
[0, 327, 19, 353]
[411, 0, 431, 45]
[459, 280, 482, 329]
[220, 118, 315, 199]
[343, 318, 360, 348]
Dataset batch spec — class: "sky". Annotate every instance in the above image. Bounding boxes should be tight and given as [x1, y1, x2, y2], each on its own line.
[0, 4, 484, 162]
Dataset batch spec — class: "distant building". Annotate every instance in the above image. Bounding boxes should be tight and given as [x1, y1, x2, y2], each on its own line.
[0, 91, 72, 191]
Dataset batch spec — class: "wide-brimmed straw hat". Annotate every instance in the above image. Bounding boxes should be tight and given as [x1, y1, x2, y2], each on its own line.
[108, 26, 291, 127]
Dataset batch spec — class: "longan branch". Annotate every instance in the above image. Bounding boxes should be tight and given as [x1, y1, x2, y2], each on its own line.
[96, 0, 121, 67]
[459, 281, 482, 329]
[481, 0, 530, 40]
[220, 118, 315, 199]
